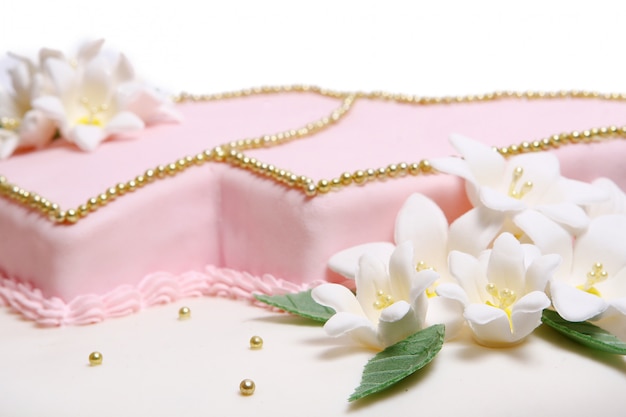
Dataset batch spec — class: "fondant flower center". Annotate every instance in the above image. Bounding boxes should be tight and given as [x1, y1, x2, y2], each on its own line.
[416, 260, 438, 298]
[373, 289, 395, 310]
[508, 166, 533, 199]
[577, 262, 608, 296]
[0, 116, 20, 131]
[77, 97, 109, 126]
[485, 282, 517, 316]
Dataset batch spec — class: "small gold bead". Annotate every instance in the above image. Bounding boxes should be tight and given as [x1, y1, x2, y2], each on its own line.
[419, 159, 432, 174]
[304, 183, 317, 197]
[317, 179, 331, 194]
[408, 163, 420, 175]
[89, 351, 103, 366]
[66, 209, 79, 224]
[239, 379, 255, 396]
[78, 204, 89, 217]
[156, 165, 167, 177]
[166, 163, 178, 175]
[352, 170, 366, 184]
[178, 306, 191, 320]
[145, 169, 156, 181]
[340, 172, 352, 185]
[53, 210, 66, 223]
[249, 336, 263, 349]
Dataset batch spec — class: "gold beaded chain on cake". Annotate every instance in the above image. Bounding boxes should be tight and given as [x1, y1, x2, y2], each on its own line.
[1, 86, 626, 225]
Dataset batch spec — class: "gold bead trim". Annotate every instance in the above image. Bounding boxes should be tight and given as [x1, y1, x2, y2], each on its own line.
[1, 86, 626, 225]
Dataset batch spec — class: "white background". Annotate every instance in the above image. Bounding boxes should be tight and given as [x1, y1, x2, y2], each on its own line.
[1, 1, 625, 96]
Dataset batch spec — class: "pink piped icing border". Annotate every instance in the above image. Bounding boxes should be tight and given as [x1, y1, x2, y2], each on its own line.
[0, 266, 348, 326]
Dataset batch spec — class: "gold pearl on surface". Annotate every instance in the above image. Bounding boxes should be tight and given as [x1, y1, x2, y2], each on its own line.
[178, 306, 191, 320]
[249, 336, 263, 349]
[89, 351, 103, 366]
[239, 379, 255, 396]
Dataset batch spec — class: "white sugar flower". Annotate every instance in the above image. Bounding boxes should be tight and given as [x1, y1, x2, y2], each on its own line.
[32, 40, 178, 151]
[0, 53, 55, 158]
[437, 233, 557, 346]
[328, 193, 465, 338]
[429, 134, 607, 256]
[544, 215, 626, 328]
[313, 242, 438, 350]
[329, 193, 449, 279]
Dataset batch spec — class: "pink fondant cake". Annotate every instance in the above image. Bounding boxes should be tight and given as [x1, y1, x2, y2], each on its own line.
[1, 91, 626, 325]
[2, 43, 626, 417]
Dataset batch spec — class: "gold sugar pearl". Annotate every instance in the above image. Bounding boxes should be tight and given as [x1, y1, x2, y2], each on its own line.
[89, 351, 103, 366]
[249, 335, 263, 349]
[239, 379, 256, 396]
[178, 306, 191, 319]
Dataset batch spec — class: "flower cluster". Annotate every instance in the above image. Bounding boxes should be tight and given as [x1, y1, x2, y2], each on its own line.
[317, 135, 626, 349]
[0, 40, 178, 158]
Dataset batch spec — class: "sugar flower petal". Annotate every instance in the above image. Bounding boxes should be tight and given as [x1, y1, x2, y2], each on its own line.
[105, 111, 144, 134]
[388, 241, 416, 300]
[448, 250, 485, 303]
[327, 242, 395, 279]
[355, 254, 390, 323]
[535, 202, 589, 231]
[394, 193, 449, 271]
[509, 291, 550, 335]
[378, 300, 421, 347]
[76, 39, 105, 64]
[513, 209, 572, 275]
[524, 253, 560, 294]
[550, 280, 607, 322]
[448, 206, 505, 256]
[18, 109, 56, 148]
[446, 134, 505, 186]
[479, 186, 526, 212]
[312, 283, 365, 316]
[70, 124, 107, 151]
[435, 282, 469, 306]
[464, 304, 513, 345]
[486, 232, 525, 293]
[586, 178, 626, 216]
[426, 290, 466, 340]
[323, 312, 379, 348]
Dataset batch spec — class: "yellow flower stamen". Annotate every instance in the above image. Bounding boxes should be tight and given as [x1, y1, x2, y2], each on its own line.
[508, 166, 533, 199]
[485, 283, 517, 329]
[77, 97, 109, 126]
[576, 262, 608, 297]
[373, 289, 394, 310]
[0, 116, 20, 131]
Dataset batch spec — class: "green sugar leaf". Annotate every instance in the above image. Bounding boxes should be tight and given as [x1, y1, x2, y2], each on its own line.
[254, 290, 335, 323]
[349, 324, 445, 402]
[541, 309, 626, 355]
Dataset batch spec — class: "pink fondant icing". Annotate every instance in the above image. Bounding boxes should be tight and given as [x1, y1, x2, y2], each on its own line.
[1, 91, 626, 325]
[0, 265, 348, 326]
